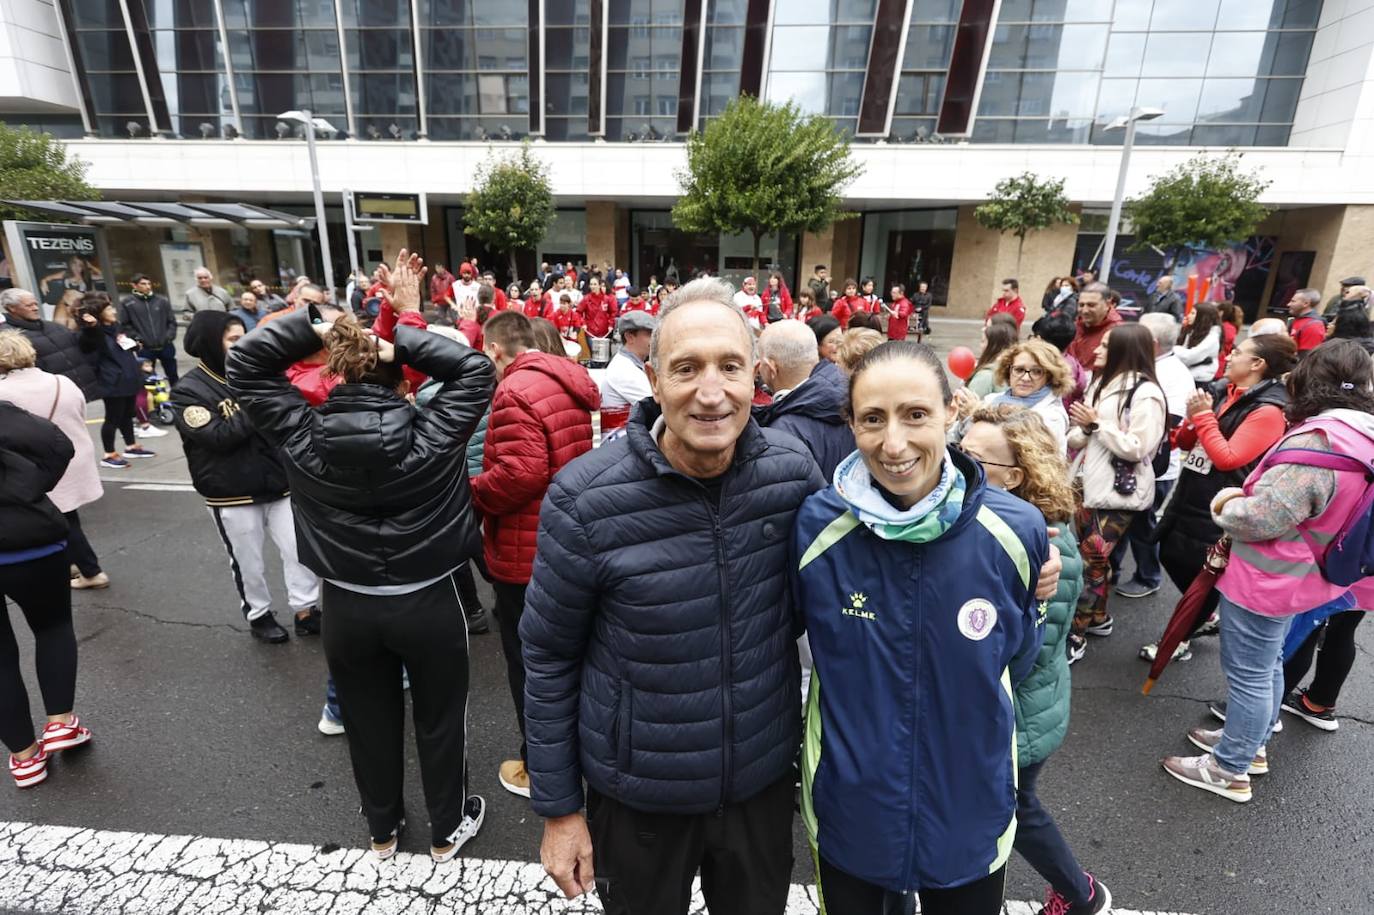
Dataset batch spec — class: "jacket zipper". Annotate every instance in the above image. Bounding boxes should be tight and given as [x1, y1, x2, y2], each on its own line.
[905, 549, 923, 887]
[705, 494, 733, 813]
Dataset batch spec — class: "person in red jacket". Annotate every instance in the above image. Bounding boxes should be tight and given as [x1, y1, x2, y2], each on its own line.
[1287, 288, 1326, 355]
[470, 310, 600, 801]
[578, 275, 617, 357]
[1066, 284, 1123, 371]
[522, 282, 550, 319]
[797, 288, 823, 322]
[482, 271, 508, 312]
[552, 293, 581, 341]
[830, 278, 863, 329]
[987, 278, 1027, 328]
[885, 283, 913, 340]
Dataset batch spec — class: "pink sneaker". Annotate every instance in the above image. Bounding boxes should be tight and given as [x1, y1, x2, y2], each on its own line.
[10, 748, 49, 788]
[41, 715, 92, 753]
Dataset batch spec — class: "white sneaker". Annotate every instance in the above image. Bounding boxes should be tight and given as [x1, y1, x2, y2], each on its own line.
[317, 707, 345, 736]
[1161, 752, 1252, 803]
[432, 796, 485, 862]
[1186, 726, 1268, 775]
[137, 425, 168, 438]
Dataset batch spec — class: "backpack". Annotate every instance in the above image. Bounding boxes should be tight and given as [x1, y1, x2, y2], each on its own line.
[1257, 447, 1374, 587]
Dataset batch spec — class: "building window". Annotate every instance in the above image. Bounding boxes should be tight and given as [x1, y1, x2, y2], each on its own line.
[606, 0, 681, 141]
[419, 0, 529, 140]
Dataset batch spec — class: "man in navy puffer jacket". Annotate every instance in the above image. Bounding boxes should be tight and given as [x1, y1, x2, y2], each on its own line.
[520, 279, 826, 915]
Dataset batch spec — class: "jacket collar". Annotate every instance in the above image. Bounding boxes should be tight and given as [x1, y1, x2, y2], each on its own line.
[626, 399, 769, 482]
[196, 361, 228, 385]
[3, 314, 42, 331]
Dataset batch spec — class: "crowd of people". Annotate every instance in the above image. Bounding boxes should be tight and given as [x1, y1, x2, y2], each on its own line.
[3, 247, 1374, 915]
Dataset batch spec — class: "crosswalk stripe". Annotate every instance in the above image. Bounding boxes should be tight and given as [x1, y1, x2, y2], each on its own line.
[0, 820, 1201, 914]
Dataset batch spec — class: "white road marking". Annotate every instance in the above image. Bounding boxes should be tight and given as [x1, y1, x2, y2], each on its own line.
[0, 820, 1201, 915]
[121, 484, 199, 493]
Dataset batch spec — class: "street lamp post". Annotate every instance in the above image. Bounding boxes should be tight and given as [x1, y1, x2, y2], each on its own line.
[279, 109, 338, 302]
[1100, 106, 1164, 286]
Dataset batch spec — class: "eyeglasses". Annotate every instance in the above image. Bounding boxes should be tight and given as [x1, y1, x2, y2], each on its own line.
[1011, 365, 1046, 379]
[953, 445, 1018, 469]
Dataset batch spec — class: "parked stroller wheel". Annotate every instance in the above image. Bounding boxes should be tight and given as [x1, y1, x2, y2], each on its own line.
[156, 404, 176, 426]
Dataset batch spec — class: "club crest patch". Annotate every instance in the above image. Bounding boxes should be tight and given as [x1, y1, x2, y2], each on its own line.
[183, 405, 212, 428]
[956, 599, 996, 641]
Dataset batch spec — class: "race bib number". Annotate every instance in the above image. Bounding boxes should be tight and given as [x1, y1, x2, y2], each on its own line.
[116, 334, 138, 351]
[1183, 445, 1213, 475]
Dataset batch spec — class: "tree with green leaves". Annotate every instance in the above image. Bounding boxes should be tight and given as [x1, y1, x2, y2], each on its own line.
[1126, 152, 1271, 268]
[463, 142, 555, 281]
[973, 172, 1078, 277]
[673, 96, 863, 272]
[0, 124, 99, 222]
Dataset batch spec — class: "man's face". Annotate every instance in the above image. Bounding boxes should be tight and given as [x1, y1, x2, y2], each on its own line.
[1157, 277, 1172, 293]
[1078, 292, 1109, 327]
[743, 277, 756, 295]
[240, 292, 258, 312]
[195, 271, 212, 289]
[135, 278, 153, 295]
[6, 293, 39, 322]
[1288, 293, 1311, 316]
[817, 268, 828, 281]
[297, 287, 325, 307]
[1002, 283, 1015, 298]
[223, 323, 245, 351]
[646, 302, 754, 462]
[626, 328, 652, 359]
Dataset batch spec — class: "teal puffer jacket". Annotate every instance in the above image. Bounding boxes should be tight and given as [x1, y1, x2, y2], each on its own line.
[417, 379, 488, 479]
[1015, 524, 1083, 766]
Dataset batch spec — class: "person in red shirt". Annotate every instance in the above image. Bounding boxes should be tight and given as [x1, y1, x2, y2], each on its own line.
[859, 277, 884, 316]
[552, 293, 581, 341]
[429, 265, 454, 306]
[523, 282, 551, 319]
[578, 276, 616, 340]
[483, 271, 507, 311]
[1287, 288, 1325, 355]
[620, 286, 649, 315]
[1066, 284, 1123, 370]
[987, 278, 1026, 329]
[831, 279, 863, 329]
[885, 283, 913, 340]
[796, 288, 823, 322]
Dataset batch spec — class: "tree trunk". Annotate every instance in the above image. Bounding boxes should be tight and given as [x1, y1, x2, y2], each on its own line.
[508, 249, 519, 286]
[1015, 234, 1025, 279]
[751, 228, 762, 274]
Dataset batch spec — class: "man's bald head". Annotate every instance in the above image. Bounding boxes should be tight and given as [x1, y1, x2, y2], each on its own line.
[1248, 318, 1287, 338]
[758, 319, 819, 392]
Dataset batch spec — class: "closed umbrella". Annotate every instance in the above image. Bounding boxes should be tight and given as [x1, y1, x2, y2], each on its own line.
[1142, 538, 1231, 695]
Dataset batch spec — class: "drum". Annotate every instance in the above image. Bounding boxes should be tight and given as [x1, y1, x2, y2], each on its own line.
[589, 336, 613, 364]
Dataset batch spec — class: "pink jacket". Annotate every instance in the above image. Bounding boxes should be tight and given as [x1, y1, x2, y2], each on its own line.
[0, 367, 102, 512]
[1218, 415, 1374, 617]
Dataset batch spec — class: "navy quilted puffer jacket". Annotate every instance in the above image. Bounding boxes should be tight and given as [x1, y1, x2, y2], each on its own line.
[520, 401, 827, 818]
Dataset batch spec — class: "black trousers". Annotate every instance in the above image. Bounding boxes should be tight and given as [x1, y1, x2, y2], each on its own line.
[587, 774, 795, 915]
[139, 342, 179, 386]
[453, 561, 483, 616]
[492, 579, 527, 761]
[100, 395, 136, 453]
[1159, 530, 1220, 631]
[64, 511, 101, 578]
[1286, 610, 1366, 707]
[818, 857, 1006, 915]
[0, 552, 78, 753]
[322, 574, 470, 845]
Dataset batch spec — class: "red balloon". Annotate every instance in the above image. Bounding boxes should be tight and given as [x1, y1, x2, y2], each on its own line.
[947, 346, 976, 382]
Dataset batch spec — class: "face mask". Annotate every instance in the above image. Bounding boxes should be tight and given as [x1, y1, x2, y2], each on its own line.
[1061, 285, 1072, 292]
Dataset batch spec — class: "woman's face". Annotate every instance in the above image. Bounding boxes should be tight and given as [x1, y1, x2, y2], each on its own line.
[851, 358, 954, 509]
[1226, 339, 1264, 386]
[100, 304, 117, 324]
[769, 275, 780, 290]
[820, 328, 843, 362]
[1008, 351, 1048, 398]
[845, 284, 858, 297]
[862, 280, 874, 295]
[959, 422, 1023, 492]
[1093, 330, 1111, 370]
[1060, 280, 1073, 292]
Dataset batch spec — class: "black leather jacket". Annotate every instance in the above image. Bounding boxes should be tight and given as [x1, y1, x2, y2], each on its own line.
[226, 309, 495, 586]
[0, 402, 73, 551]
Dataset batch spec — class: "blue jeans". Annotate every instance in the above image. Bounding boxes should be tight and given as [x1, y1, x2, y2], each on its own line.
[1213, 594, 1290, 775]
[323, 676, 342, 722]
[1111, 478, 1172, 588]
[1014, 761, 1093, 906]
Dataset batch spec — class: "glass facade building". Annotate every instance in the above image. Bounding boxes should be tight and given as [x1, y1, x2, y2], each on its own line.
[54, 0, 1323, 146]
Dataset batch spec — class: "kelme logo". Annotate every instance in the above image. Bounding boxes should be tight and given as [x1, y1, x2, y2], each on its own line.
[842, 592, 875, 622]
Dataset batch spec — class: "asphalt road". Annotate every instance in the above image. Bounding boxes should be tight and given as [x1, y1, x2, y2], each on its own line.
[4, 321, 1374, 914]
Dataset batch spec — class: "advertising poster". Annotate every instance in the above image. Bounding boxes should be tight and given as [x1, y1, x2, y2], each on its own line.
[160, 242, 206, 299]
[2, 222, 108, 321]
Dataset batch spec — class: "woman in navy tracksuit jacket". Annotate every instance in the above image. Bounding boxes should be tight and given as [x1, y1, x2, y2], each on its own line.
[794, 340, 1048, 915]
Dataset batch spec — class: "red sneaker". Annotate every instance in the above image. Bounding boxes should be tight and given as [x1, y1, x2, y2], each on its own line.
[10, 748, 49, 788]
[41, 715, 92, 753]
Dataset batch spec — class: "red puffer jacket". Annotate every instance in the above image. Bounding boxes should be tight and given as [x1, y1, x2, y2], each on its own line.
[471, 351, 600, 583]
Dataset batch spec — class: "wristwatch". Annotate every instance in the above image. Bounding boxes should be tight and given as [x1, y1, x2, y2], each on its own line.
[1084, 422, 1098, 434]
